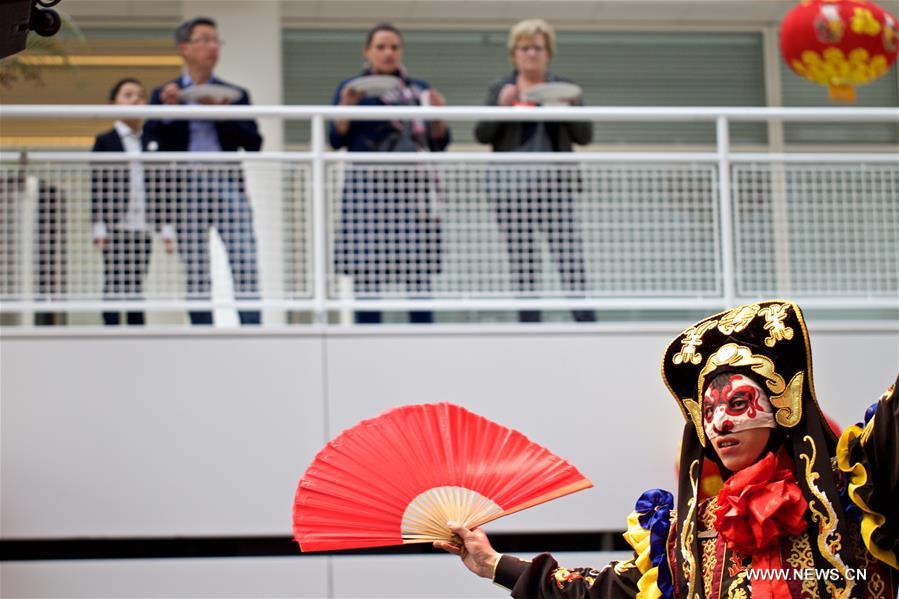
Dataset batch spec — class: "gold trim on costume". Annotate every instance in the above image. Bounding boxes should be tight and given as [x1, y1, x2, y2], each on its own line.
[726, 571, 748, 599]
[680, 460, 700, 599]
[701, 536, 717, 598]
[801, 435, 855, 599]
[784, 533, 818, 598]
[870, 572, 886, 599]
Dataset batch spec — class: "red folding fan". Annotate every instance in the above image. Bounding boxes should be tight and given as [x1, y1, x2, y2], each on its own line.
[293, 402, 592, 552]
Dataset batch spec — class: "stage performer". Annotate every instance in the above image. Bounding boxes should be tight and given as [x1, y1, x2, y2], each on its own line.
[438, 299, 898, 598]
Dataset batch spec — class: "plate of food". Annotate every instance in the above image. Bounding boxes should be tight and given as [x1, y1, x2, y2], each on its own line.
[345, 75, 403, 96]
[180, 83, 242, 104]
[524, 82, 582, 106]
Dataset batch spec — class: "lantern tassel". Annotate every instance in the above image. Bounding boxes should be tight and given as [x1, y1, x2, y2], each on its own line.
[828, 84, 857, 102]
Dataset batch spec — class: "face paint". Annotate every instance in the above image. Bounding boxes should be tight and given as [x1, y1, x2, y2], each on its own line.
[703, 374, 775, 441]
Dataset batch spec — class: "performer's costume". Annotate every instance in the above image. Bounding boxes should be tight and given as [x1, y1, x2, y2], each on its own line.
[493, 300, 898, 598]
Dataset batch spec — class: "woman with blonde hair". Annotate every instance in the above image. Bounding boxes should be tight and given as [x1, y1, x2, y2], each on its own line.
[475, 19, 594, 323]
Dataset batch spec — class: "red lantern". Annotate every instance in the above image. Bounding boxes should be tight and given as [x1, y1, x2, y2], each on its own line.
[780, 0, 899, 101]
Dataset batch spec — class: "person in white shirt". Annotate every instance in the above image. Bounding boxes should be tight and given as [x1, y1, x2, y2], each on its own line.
[90, 78, 174, 325]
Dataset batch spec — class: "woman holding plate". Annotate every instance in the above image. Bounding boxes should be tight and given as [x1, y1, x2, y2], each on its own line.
[330, 22, 450, 324]
[475, 19, 595, 323]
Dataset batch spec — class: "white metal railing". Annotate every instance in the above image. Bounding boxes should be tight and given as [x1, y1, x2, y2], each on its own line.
[1, 105, 897, 324]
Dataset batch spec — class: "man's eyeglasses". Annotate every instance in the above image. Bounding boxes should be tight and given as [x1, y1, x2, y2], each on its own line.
[516, 45, 546, 53]
[188, 37, 224, 46]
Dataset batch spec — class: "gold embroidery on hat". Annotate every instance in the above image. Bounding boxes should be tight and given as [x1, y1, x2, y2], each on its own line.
[683, 398, 706, 447]
[698, 343, 783, 400]
[801, 435, 854, 599]
[717, 304, 759, 335]
[673, 320, 717, 366]
[770, 371, 804, 427]
[759, 303, 794, 347]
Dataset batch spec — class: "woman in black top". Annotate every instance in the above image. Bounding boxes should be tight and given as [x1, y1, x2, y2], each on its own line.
[475, 19, 595, 323]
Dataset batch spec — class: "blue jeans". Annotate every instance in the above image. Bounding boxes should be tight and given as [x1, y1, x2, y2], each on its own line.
[177, 171, 260, 325]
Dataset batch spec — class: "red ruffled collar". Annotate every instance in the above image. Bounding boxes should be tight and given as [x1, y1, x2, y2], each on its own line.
[715, 451, 808, 553]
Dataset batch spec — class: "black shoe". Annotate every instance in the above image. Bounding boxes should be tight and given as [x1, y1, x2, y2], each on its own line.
[572, 310, 597, 322]
[518, 310, 541, 323]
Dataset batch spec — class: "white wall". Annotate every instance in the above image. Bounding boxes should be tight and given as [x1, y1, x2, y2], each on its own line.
[2, 323, 897, 597]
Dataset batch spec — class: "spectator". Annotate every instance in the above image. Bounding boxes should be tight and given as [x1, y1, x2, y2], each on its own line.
[90, 78, 174, 326]
[330, 22, 449, 324]
[475, 19, 595, 323]
[144, 16, 262, 326]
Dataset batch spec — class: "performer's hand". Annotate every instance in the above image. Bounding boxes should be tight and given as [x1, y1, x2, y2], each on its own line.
[434, 521, 501, 579]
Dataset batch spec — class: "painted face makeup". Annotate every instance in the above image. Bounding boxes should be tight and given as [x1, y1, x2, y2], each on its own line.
[703, 373, 776, 441]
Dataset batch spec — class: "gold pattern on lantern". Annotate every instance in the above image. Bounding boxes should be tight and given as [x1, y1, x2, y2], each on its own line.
[851, 8, 882, 36]
[792, 48, 889, 86]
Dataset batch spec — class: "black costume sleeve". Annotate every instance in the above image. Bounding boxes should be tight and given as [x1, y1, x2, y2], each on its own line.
[493, 553, 641, 598]
[837, 373, 899, 570]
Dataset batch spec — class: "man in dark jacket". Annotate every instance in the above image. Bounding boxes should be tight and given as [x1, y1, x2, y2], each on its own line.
[143, 16, 263, 326]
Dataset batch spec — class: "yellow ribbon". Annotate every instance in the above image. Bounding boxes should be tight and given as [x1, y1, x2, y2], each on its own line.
[836, 423, 898, 569]
[623, 510, 663, 599]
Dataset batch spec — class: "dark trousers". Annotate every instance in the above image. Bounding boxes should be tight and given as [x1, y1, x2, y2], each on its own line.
[177, 173, 260, 325]
[494, 171, 595, 323]
[101, 230, 153, 326]
[354, 278, 433, 324]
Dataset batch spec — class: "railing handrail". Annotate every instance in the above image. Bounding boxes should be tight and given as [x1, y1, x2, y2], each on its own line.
[4, 151, 897, 163]
[2, 103, 897, 322]
[2, 104, 898, 122]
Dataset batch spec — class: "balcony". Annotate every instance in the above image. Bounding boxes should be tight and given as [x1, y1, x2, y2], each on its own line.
[1, 105, 897, 326]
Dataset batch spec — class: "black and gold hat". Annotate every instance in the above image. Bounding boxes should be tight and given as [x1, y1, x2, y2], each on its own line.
[661, 299, 834, 448]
